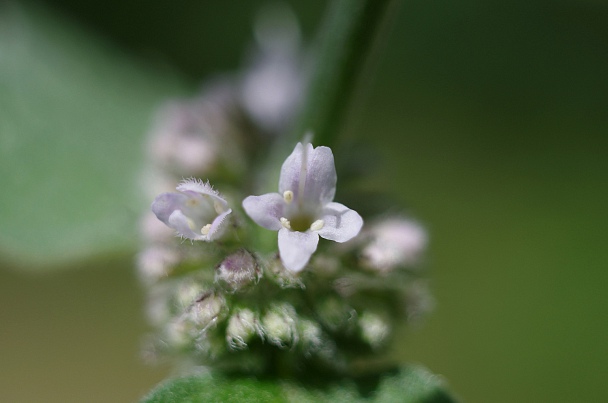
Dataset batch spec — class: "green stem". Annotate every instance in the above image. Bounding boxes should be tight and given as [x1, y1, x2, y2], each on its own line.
[291, 0, 399, 148]
[259, 0, 398, 195]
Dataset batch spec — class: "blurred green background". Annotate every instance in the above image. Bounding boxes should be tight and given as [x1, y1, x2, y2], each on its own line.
[1, 0, 607, 402]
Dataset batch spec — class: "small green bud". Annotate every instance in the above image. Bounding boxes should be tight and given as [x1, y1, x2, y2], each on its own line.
[261, 303, 298, 348]
[163, 318, 195, 350]
[298, 318, 324, 356]
[359, 311, 390, 349]
[186, 291, 227, 331]
[267, 256, 304, 289]
[215, 249, 261, 292]
[226, 308, 260, 350]
[175, 282, 206, 310]
[316, 297, 357, 333]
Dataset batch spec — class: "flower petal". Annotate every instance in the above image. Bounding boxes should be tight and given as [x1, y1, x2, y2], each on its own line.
[242, 193, 285, 231]
[317, 202, 363, 243]
[278, 228, 319, 272]
[279, 143, 337, 205]
[151, 180, 232, 241]
[278, 142, 306, 197]
[305, 145, 337, 205]
[207, 208, 232, 240]
[151, 192, 189, 225]
[168, 210, 205, 240]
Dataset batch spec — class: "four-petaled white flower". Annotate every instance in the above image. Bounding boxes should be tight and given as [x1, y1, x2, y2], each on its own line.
[243, 142, 363, 272]
[152, 179, 232, 241]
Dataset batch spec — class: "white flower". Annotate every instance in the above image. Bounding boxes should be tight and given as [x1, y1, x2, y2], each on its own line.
[151, 179, 232, 241]
[243, 142, 363, 272]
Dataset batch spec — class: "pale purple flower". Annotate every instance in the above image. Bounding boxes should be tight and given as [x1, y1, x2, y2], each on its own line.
[152, 179, 232, 241]
[243, 142, 363, 272]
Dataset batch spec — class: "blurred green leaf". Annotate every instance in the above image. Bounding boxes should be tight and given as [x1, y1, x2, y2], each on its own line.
[0, 1, 185, 269]
[141, 365, 457, 403]
[140, 374, 285, 403]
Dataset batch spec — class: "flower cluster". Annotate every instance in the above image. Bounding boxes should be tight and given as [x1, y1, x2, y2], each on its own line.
[137, 10, 432, 377]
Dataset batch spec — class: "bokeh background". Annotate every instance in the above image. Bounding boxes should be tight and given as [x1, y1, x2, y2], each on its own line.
[1, 0, 607, 402]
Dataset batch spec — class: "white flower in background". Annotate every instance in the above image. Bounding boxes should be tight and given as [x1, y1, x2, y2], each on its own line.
[152, 179, 232, 241]
[147, 80, 244, 176]
[361, 218, 427, 272]
[241, 2, 305, 133]
[243, 142, 363, 272]
[148, 100, 219, 175]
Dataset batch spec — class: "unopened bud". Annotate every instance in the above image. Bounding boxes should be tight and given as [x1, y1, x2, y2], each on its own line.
[298, 319, 324, 356]
[186, 291, 226, 332]
[316, 297, 357, 333]
[261, 303, 298, 348]
[359, 311, 390, 349]
[267, 255, 304, 289]
[226, 308, 260, 350]
[164, 318, 195, 350]
[361, 218, 427, 273]
[215, 249, 260, 291]
[175, 282, 206, 310]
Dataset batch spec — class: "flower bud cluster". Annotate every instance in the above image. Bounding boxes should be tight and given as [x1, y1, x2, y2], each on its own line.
[137, 6, 433, 378]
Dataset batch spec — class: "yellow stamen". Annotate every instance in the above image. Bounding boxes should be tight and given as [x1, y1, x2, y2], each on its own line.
[201, 224, 212, 235]
[310, 219, 324, 231]
[280, 217, 291, 229]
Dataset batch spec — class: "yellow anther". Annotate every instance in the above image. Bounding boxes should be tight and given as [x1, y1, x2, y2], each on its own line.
[280, 217, 291, 229]
[201, 224, 212, 235]
[310, 219, 324, 231]
[283, 190, 294, 204]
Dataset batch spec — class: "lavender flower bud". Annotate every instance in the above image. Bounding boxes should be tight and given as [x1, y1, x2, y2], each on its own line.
[215, 249, 261, 292]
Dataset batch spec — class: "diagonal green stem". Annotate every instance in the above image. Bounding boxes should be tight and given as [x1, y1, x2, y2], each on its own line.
[259, 0, 399, 196]
[291, 0, 399, 148]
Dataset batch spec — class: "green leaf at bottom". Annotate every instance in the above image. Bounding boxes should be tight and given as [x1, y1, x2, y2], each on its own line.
[141, 365, 458, 403]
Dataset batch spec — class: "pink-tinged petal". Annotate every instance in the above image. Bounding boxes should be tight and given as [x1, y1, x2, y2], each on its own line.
[278, 143, 337, 205]
[278, 228, 319, 272]
[242, 193, 285, 231]
[317, 202, 363, 243]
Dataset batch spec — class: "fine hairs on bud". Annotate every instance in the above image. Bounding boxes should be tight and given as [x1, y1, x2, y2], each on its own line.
[215, 249, 261, 291]
[186, 291, 226, 332]
[226, 308, 260, 350]
[261, 303, 299, 348]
